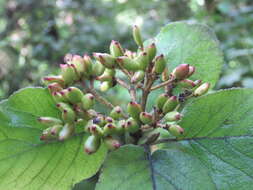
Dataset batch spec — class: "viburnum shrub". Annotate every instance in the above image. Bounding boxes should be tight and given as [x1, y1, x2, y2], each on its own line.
[1, 21, 253, 190]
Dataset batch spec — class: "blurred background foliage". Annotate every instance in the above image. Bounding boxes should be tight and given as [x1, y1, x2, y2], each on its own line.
[0, 0, 253, 100]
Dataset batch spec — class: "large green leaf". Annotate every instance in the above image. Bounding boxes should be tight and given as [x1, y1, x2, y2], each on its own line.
[0, 88, 107, 190]
[96, 89, 253, 190]
[155, 21, 223, 88]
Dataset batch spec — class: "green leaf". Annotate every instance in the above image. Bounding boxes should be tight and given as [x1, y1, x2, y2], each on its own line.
[96, 89, 253, 190]
[0, 88, 107, 190]
[155, 21, 223, 88]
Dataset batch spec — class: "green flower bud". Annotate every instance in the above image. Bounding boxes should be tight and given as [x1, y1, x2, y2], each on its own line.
[132, 25, 143, 47]
[187, 66, 195, 78]
[61, 107, 76, 123]
[75, 118, 87, 126]
[178, 79, 196, 88]
[116, 120, 125, 134]
[91, 61, 105, 77]
[124, 49, 136, 59]
[58, 123, 75, 141]
[73, 105, 92, 120]
[172, 64, 190, 80]
[134, 52, 149, 71]
[38, 117, 63, 126]
[103, 123, 117, 136]
[59, 89, 70, 102]
[50, 124, 63, 136]
[156, 93, 169, 110]
[84, 135, 101, 154]
[161, 67, 169, 81]
[193, 82, 210, 96]
[60, 64, 77, 85]
[67, 87, 84, 104]
[52, 92, 65, 103]
[48, 82, 63, 94]
[194, 80, 202, 87]
[110, 40, 124, 57]
[116, 56, 140, 71]
[168, 124, 184, 137]
[83, 54, 93, 76]
[131, 70, 145, 84]
[153, 54, 166, 74]
[145, 43, 156, 62]
[162, 96, 178, 114]
[93, 115, 106, 127]
[125, 117, 139, 133]
[56, 102, 72, 112]
[71, 55, 85, 76]
[127, 101, 142, 120]
[96, 68, 115, 81]
[104, 136, 121, 150]
[100, 81, 113, 92]
[81, 93, 95, 110]
[105, 116, 114, 123]
[164, 111, 182, 122]
[43, 75, 65, 86]
[93, 53, 116, 69]
[40, 127, 55, 141]
[109, 106, 123, 120]
[89, 124, 104, 137]
[139, 112, 153, 124]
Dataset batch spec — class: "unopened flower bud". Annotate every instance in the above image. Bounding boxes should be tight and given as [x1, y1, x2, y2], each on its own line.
[164, 111, 182, 122]
[104, 136, 121, 151]
[116, 120, 126, 134]
[40, 127, 55, 141]
[193, 82, 210, 96]
[162, 96, 178, 114]
[93, 53, 116, 69]
[125, 117, 139, 133]
[48, 82, 63, 93]
[105, 116, 114, 123]
[132, 25, 143, 47]
[58, 123, 75, 141]
[124, 49, 136, 59]
[187, 66, 195, 77]
[50, 124, 63, 136]
[116, 56, 140, 71]
[52, 92, 65, 103]
[61, 107, 76, 123]
[110, 106, 123, 120]
[82, 54, 93, 76]
[156, 93, 169, 110]
[168, 124, 184, 137]
[38, 117, 63, 126]
[145, 43, 156, 62]
[71, 55, 86, 76]
[89, 124, 104, 137]
[84, 135, 101, 154]
[131, 70, 145, 84]
[172, 64, 190, 80]
[91, 61, 105, 77]
[110, 40, 124, 57]
[81, 93, 95, 110]
[134, 51, 149, 71]
[43, 75, 64, 86]
[60, 64, 78, 85]
[193, 80, 202, 87]
[93, 115, 106, 127]
[179, 79, 196, 88]
[56, 102, 72, 112]
[103, 123, 117, 136]
[67, 87, 84, 104]
[96, 69, 115, 81]
[127, 101, 142, 120]
[139, 112, 153, 124]
[153, 54, 166, 74]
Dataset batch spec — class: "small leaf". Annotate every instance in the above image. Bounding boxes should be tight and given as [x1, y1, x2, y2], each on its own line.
[0, 88, 107, 190]
[155, 21, 223, 88]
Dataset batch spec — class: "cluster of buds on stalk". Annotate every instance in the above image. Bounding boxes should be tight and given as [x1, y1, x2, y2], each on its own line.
[39, 25, 210, 155]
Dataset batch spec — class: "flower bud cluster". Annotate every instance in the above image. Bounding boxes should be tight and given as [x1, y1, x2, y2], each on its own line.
[39, 25, 210, 154]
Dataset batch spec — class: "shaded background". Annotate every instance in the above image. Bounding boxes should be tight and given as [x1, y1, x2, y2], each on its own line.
[0, 0, 253, 100]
